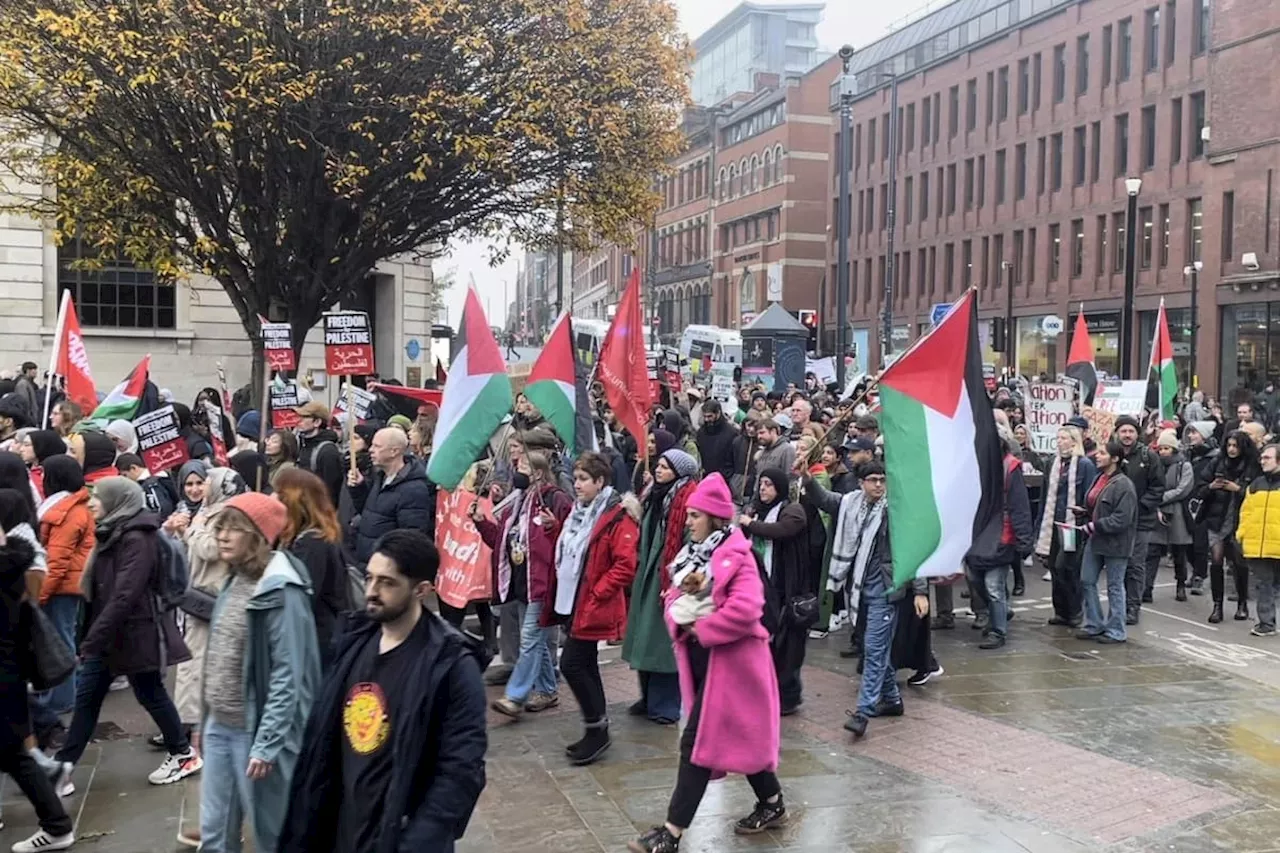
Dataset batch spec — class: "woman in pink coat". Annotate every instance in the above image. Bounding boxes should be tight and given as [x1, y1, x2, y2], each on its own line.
[628, 473, 784, 853]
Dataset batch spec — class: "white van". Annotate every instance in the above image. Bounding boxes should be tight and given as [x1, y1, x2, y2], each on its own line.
[570, 317, 611, 365]
[679, 325, 742, 373]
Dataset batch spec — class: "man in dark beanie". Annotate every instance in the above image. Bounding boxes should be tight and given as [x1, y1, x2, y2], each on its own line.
[1112, 413, 1165, 625]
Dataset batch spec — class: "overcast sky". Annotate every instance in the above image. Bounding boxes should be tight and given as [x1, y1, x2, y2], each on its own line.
[441, 0, 905, 328]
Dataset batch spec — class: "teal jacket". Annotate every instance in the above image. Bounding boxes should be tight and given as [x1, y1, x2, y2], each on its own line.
[208, 551, 321, 852]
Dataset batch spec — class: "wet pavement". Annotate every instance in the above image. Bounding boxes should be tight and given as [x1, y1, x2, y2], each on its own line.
[3, 573, 1279, 852]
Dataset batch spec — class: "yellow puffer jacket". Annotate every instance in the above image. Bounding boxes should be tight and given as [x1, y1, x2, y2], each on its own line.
[1236, 474, 1280, 559]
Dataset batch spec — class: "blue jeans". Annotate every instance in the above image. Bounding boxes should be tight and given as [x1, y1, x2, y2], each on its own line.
[637, 670, 681, 722]
[968, 565, 1008, 637]
[1081, 541, 1128, 641]
[856, 592, 900, 716]
[32, 596, 80, 720]
[504, 601, 557, 703]
[200, 717, 255, 853]
[56, 656, 188, 766]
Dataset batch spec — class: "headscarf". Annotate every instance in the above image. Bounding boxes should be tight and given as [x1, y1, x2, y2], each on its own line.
[651, 429, 675, 457]
[752, 467, 790, 517]
[80, 430, 118, 479]
[0, 451, 36, 522]
[105, 419, 139, 454]
[229, 452, 271, 494]
[203, 467, 246, 510]
[93, 476, 145, 536]
[41, 455, 85, 498]
[176, 459, 210, 514]
[26, 429, 67, 464]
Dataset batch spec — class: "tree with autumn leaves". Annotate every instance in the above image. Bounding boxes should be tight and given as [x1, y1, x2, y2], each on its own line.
[0, 0, 688, 388]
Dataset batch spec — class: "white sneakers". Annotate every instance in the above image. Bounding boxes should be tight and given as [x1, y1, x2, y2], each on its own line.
[50, 764, 74, 799]
[11, 829, 75, 852]
[147, 749, 203, 786]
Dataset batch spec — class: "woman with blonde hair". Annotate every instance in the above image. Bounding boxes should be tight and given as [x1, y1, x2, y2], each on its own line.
[275, 468, 351, 667]
[1034, 425, 1097, 629]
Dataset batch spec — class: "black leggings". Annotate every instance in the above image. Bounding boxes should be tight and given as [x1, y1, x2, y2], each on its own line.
[1209, 535, 1248, 604]
[560, 637, 607, 723]
[666, 693, 780, 829]
[437, 600, 497, 650]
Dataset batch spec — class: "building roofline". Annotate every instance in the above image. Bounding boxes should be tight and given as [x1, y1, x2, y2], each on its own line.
[693, 2, 825, 52]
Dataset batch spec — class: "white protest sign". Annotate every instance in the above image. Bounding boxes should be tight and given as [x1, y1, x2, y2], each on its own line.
[1025, 383, 1074, 453]
[334, 383, 377, 419]
[710, 374, 734, 403]
[1092, 380, 1147, 416]
[805, 356, 837, 386]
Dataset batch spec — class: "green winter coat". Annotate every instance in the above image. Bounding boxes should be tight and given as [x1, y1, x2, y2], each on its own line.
[621, 486, 687, 674]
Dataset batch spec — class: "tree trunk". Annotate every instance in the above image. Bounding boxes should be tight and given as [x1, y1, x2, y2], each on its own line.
[250, 335, 266, 420]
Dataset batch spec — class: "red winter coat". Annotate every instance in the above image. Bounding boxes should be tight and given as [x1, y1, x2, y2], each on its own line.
[544, 495, 639, 642]
[656, 480, 696, 594]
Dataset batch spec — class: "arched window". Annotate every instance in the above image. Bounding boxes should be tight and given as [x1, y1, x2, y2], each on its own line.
[762, 149, 774, 187]
[717, 166, 727, 201]
[738, 158, 749, 195]
[749, 155, 760, 192]
[773, 145, 785, 183]
[727, 164, 738, 198]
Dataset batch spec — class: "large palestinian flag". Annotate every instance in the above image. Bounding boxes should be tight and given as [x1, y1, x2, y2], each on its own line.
[427, 289, 512, 490]
[524, 313, 594, 455]
[1146, 298, 1177, 421]
[88, 354, 150, 424]
[879, 291, 1005, 588]
[1064, 306, 1098, 405]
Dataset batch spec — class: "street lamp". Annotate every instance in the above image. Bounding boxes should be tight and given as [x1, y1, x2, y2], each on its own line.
[1184, 260, 1203, 389]
[1121, 177, 1142, 378]
[834, 44, 855, 389]
[1001, 260, 1014, 375]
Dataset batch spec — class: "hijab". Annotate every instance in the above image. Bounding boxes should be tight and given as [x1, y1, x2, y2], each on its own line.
[93, 476, 145, 536]
[27, 429, 67, 464]
[0, 451, 36, 522]
[41, 455, 85, 498]
[203, 467, 246, 510]
[752, 467, 790, 517]
[105, 419, 139, 455]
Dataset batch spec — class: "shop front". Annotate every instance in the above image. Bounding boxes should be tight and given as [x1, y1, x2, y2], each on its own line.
[1139, 307, 1192, 391]
[1220, 302, 1280, 396]
[1015, 314, 1064, 380]
[1066, 312, 1121, 379]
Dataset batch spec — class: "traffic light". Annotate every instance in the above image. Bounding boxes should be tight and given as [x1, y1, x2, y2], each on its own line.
[798, 309, 818, 352]
[991, 316, 1008, 353]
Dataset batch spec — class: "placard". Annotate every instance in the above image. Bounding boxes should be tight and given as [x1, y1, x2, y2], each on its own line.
[334, 384, 377, 420]
[262, 321, 295, 372]
[202, 400, 229, 466]
[1025, 383, 1074, 453]
[805, 356, 837, 386]
[710, 374, 735, 403]
[134, 405, 189, 473]
[1092, 380, 1147, 416]
[323, 311, 375, 375]
[434, 489, 495, 609]
[1081, 405, 1117, 444]
[269, 381, 302, 429]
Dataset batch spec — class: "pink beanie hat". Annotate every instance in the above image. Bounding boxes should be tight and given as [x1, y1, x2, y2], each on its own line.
[223, 492, 287, 546]
[686, 473, 735, 520]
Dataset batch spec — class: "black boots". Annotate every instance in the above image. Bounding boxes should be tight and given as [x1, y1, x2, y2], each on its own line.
[734, 797, 787, 834]
[1236, 602, 1250, 621]
[1208, 602, 1224, 624]
[1176, 582, 1187, 602]
[567, 719, 610, 766]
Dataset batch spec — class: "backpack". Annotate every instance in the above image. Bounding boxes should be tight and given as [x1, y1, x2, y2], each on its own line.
[302, 439, 337, 473]
[155, 532, 191, 611]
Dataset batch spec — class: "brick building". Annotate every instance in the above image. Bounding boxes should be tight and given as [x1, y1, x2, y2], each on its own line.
[828, 0, 1278, 396]
[652, 58, 838, 341]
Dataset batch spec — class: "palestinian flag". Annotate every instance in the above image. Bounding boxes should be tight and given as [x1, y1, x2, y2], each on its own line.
[1064, 306, 1098, 405]
[1147, 298, 1177, 421]
[88, 355, 150, 423]
[879, 291, 1005, 588]
[524, 313, 593, 454]
[427, 288, 512, 490]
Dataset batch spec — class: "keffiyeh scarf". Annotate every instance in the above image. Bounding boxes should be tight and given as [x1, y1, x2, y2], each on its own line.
[554, 486, 614, 615]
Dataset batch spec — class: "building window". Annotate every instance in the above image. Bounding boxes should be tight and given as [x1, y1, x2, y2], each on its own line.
[854, 125, 862, 174]
[947, 163, 957, 214]
[1015, 143, 1027, 199]
[961, 240, 972, 290]
[1170, 98, 1183, 163]
[1166, 0, 1178, 65]
[949, 85, 960, 138]
[992, 234, 1004, 289]
[1193, 0, 1209, 55]
[1140, 206, 1154, 268]
[58, 239, 174, 329]
[880, 183, 889, 230]
[882, 112, 890, 162]
[986, 71, 994, 128]
[1052, 43, 1066, 103]
[906, 104, 915, 152]
[981, 236, 990, 290]
[944, 243, 955, 295]
[1141, 105, 1157, 171]
[1050, 132, 1064, 191]
[1159, 203, 1171, 267]
[997, 66, 1009, 121]
[1049, 223, 1062, 280]
[1102, 25, 1113, 87]
[921, 99, 930, 148]
[1012, 230, 1025, 284]
[904, 176, 914, 224]
[964, 158, 975, 211]
[966, 79, 977, 131]
[1017, 58, 1030, 115]
[1145, 7, 1161, 72]
[1072, 218, 1085, 277]
[995, 149, 1007, 203]
[1115, 113, 1130, 176]
[1119, 17, 1133, 80]
[1090, 120, 1102, 183]
[1073, 125, 1087, 186]
[1188, 197, 1203, 263]
[1097, 215, 1108, 276]
[1076, 35, 1090, 95]
[1221, 192, 1234, 266]
[1037, 137, 1046, 195]
[1028, 226, 1037, 283]
[936, 166, 944, 218]
[1114, 212, 1127, 273]
[920, 171, 930, 219]
[932, 93, 942, 144]
[867, 118, 876, 165]
[929, 245, 937, 294]
[1033, 52, 1042, 110]
[1190, 91, 1206, 158]
[897, 106, 905, 156]
[977, 155, 986, 208]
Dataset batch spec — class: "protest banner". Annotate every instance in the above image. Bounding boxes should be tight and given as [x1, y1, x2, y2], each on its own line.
[710, 374, 735, 403]
[1092, 380, 1147, 416]
[1025, 382, 1074, 453]
[323, 311, 375, 375]
[433, 488, 494, 609]
[269, 381, 302, 429]
[202, 400, 229, 466]
[134, 405, 189, 472]
[1082, 405, 1117, 444]
[805, 356, 837, 386]
[333, 383, 377, 420]
[262, 321, 296, 372]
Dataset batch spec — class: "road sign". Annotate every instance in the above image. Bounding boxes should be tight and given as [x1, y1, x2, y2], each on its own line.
[930, 303, 953, 326]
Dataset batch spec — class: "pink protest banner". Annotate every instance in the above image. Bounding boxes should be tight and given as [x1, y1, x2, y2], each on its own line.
[433, 488, 494, 609]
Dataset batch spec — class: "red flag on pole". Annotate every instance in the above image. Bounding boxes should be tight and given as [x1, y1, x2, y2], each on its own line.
[597, 269, 653, 445]
[54, 294, 97, 416]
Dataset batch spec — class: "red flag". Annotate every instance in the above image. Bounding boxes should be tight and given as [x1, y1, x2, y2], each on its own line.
[597, 269, 652, 444]
[1065, 305, 1098, 405]
[55, 295, 97, 415]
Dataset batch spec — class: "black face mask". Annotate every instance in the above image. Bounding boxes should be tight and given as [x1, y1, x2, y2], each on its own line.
[512, 472, 531, 491]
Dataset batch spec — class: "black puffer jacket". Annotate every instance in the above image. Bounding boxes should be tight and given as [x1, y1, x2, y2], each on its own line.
[695, 417, 737, 483]
[1120, 442, 1165, 532]
[347, 456, 436, 566]
[298, 429, 344, 507]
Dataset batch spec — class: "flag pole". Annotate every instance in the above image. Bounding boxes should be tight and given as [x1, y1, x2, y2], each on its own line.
[42, 289, 71, 428]
[344, 378, 357, 475]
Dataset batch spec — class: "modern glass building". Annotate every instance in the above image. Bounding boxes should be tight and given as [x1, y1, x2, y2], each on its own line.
[690, 2, 825, 106]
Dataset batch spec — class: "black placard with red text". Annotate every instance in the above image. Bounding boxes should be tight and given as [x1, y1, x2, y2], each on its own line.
[134, 405, 190, 473]
[324, 312, 374, 375]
